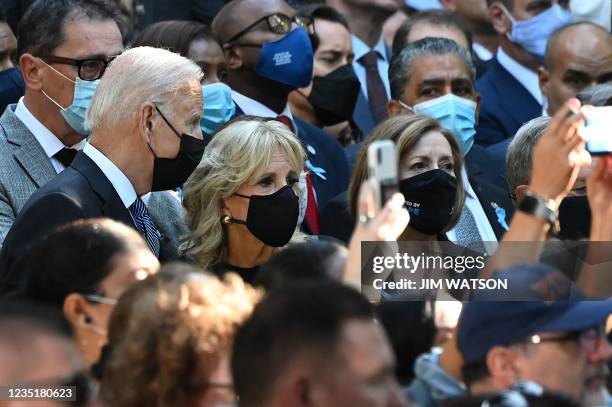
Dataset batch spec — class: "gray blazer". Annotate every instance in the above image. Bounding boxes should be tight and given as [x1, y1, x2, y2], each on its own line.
[0, 105, 188, 252]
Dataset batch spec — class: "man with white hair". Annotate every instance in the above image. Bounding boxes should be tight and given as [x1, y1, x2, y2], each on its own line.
[0, 46, 204, 295]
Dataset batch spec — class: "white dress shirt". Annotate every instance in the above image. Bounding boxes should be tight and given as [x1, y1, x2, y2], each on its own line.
[472, 43, 494, 61]
[14, 97, 86, 174]
[351, 35, 391, 101]
[82, 143, 137, 209]
[497, 48, 543, 106]
[231, 91, 296, 131]
[446, 166, 499, 253]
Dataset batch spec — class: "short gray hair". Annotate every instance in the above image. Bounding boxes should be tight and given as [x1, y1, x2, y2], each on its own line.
[388, 36, 476, 101]
[86, 46, 203, 131]
[506, 116, 551, 195]
[577, 82, 612, 107]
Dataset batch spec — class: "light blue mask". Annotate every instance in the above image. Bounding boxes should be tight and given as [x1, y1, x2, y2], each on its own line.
[201, 82, 236, 135]
[401, 93, 477, 156]
[41, 62, 99, 135]
[502, 4, 572, 59]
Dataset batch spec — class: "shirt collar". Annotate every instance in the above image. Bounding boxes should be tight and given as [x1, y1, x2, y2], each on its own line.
[496, 48, 543, 105]
[231, 90, 296, 130]
[352, 35, 388, 62]
[82, 143, 137, 208]
[14, 97, 86, 157]
[461, 165, 476, 199]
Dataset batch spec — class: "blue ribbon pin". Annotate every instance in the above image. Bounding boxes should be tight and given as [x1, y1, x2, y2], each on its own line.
[305, 160, 327, 180]
[491, 202, 509, 231]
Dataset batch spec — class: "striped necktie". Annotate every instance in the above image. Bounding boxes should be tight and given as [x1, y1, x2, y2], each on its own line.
[129, 197, 161, 257]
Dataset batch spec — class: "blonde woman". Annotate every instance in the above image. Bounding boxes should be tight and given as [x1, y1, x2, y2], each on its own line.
[182, 116, 306, 283]
[349, 114, 466, 241]
[99, 263, 261, 407]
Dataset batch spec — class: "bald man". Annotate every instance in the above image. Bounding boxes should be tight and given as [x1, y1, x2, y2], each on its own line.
[539, 22, 612, 116]
[212, 0, 350, 234]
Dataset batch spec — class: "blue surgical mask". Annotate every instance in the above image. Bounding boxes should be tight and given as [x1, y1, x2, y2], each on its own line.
[401, 94, 477, 155]
[254, 28, 313, 89]
[201, 82, 236, 135]
[41, 62, 98, 135]
[501, 4, 572, 60]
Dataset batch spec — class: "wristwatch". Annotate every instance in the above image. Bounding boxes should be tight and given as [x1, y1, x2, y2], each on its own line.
[518, 190, 558, 225]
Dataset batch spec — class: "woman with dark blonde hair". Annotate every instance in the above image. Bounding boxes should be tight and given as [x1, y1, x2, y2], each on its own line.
[99, 263, 261, 407]
[181, 116, 306, 283]
[348, 113, 466, 241]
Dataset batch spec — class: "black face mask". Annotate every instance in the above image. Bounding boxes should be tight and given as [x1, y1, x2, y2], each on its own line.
[557, 195, 591, 240]
[149, 105, 205, 192]
[230, 185, 299, 247]
[308, 64, 361, 126]
[399, 169, 457, 235]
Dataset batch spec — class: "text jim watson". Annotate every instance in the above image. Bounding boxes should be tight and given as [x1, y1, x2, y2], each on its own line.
[372, 278, 508, 291]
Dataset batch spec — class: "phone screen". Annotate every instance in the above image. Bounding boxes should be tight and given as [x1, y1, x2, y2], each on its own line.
[581, 106, 612, 155]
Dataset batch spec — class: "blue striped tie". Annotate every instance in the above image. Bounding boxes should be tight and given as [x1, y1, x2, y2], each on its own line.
[129, 197, 161, 257]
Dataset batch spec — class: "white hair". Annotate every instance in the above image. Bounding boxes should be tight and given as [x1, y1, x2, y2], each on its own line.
[86, 46, 203, 131]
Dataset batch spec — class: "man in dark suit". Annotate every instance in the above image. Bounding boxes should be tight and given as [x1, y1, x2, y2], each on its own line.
[327, 0, 399, 137]
[475, 0, 572, 146]
[0, 46, 204, 294]
[323, 37, 513, 247]
[212, 0, 350, 235]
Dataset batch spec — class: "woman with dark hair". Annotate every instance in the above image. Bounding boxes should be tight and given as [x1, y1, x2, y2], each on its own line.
[133, 20, 235, 136]
[21, 218, 159, 366]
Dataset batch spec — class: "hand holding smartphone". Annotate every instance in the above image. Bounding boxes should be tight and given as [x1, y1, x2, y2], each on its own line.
[580, 106, 612, 156]
[367, 140, 399, 213]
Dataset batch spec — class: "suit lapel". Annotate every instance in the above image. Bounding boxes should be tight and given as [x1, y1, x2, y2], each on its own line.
[70, 152, 135, 228]
[490, 59, 541, 130]
[0, 107, 56, 188]
[468, 175, 506, 240]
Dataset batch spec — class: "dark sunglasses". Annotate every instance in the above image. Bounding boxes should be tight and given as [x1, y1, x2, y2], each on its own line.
[42, 55, 116, 81]
[228, 13, 314, 43]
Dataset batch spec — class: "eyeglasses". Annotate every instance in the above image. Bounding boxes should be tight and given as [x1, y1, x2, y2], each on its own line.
[42, 55, 116, 81]
[228, 13, 314, 43]
[524, 325, 608, 353]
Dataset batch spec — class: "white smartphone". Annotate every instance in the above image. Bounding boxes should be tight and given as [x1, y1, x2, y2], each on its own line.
[580, 106, 612, 156]
[367, 140, 399, 212]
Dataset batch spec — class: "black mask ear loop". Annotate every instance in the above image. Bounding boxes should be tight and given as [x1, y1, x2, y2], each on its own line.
[221, 193, 250, 225]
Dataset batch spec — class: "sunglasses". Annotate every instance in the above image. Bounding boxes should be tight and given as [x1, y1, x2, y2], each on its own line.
[228, 13, 314, 43]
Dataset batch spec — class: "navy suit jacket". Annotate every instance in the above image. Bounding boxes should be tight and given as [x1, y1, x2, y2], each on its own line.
[232, 106, 350, 213]
[0, 68, 24, 115]
[0, 153, 183, 295]
[475, 57, 541, 146]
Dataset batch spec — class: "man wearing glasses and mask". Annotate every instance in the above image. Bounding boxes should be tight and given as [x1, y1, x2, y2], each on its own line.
[212, 0, 350, 236]
[0, 0, 123, 246]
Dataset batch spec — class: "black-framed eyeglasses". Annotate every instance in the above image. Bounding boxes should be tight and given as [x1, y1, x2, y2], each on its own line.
[228, 13, 314, 43]
[523, 325, 608, 353]
[42, 55, 116, 81]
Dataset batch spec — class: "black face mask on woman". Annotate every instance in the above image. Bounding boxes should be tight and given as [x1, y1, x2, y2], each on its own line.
[149, 105, 205, 191]
[308, 64, 361, 126]
[228, 185, 299, 247]
[399, 169, 457, 235]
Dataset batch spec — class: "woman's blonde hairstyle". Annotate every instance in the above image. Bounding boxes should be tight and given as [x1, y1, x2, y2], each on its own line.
[100, 263, 262, 407]
[181, 116, 306, 270]
[348, 114, 466, 233]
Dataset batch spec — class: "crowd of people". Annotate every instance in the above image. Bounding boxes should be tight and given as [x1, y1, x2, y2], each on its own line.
[0, 0, 611, 406]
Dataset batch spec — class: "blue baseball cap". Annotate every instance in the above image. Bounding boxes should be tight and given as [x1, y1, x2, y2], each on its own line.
[457, 300, 612, 364]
